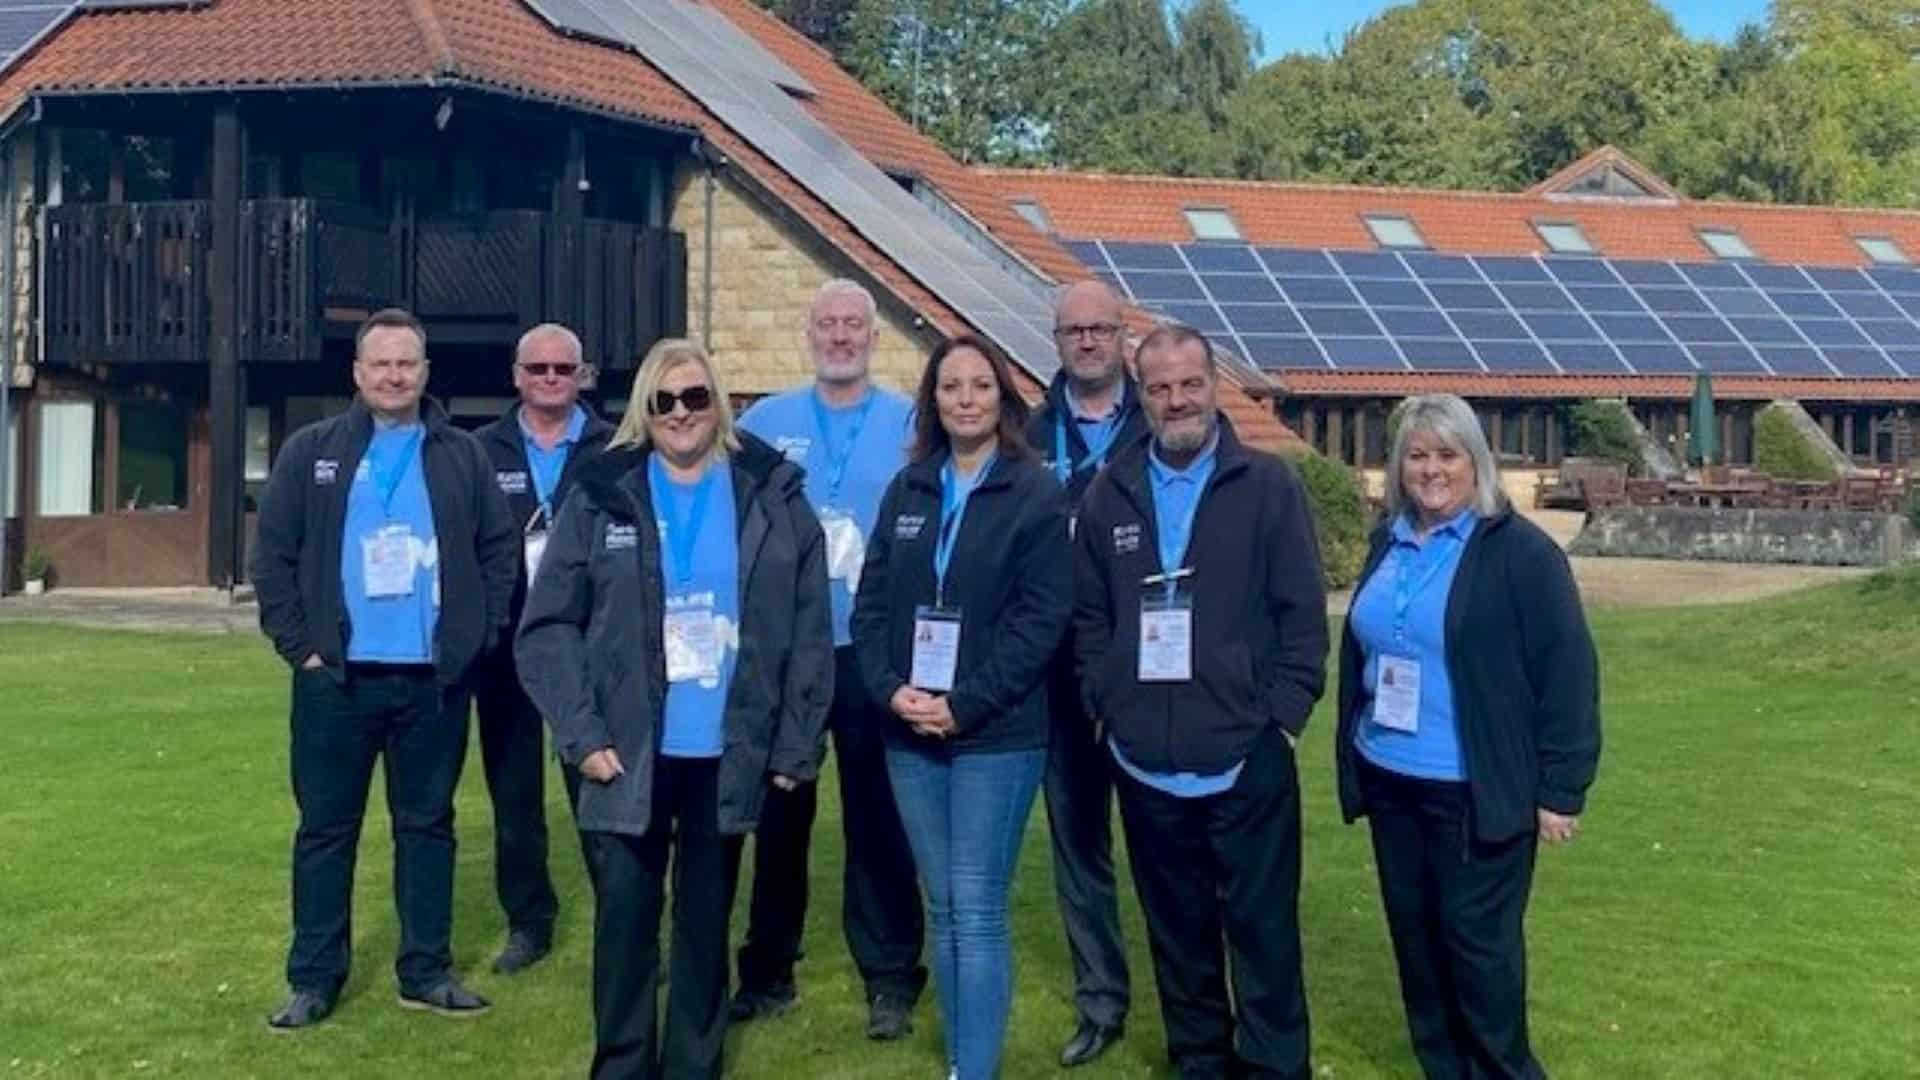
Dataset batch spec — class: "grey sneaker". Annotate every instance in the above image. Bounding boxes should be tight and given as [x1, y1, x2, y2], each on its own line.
[266, 988, 336, 1033]
[866, 993, 913, 1040]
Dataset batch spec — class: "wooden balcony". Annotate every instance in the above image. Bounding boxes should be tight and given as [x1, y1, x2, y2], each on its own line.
[43, 199, 688, 368]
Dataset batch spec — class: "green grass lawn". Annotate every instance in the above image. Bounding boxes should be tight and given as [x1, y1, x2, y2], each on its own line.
[2, 571, 1917, 1079]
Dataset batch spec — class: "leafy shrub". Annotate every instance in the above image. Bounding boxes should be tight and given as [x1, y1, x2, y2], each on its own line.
[1284, 446, 1372, 589]
[1568, 400, 1642, 474]
[1752, 405, 1838, 481]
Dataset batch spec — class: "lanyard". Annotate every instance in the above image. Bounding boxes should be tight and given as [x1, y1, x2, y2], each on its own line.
[1153, 477, 1206, 595]
[368, 427, 424, 518]
[934, 453, 993, 605]
[1053, 411, 1123, 486]
[811, 389, 876, 504]
[1389, 532, 1456, 641]
[650, 456, 717, 590]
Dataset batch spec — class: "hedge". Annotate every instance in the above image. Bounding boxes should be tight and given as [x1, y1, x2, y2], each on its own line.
[1568, 399, 1643, 474]
[1752, 404, 1839, 482]
[1284, 446, 1372, 590]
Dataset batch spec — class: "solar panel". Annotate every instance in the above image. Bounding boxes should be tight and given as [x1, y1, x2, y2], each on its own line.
[1066, 241, 1920, 379]
[523, 0, 1063, 377]
[0, 1, 80, 75]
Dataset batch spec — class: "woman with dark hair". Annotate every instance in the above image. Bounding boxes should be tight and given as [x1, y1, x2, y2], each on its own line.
[851, 334, 1072, 1079]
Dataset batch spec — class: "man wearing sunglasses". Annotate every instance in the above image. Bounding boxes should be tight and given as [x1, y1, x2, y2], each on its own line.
[470, 323, 615, 975]
[729, 279, 926, 1041]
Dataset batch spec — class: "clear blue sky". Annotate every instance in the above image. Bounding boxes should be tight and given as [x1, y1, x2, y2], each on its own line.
[1247, 1, 1771, 61]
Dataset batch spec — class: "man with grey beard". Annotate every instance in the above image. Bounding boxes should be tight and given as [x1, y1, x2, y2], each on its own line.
[1069, 324, 1327, 1079]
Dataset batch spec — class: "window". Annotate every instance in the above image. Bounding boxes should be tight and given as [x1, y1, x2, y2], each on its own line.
[1564, 164, 1657, 199]
[1856, 237, 1911, 265]
[1536, 221, 1595, 255]
[1364, 214, 1426, 250]
[1183, 207, 1242, 242]
[1698, 228, 1756, 260]
[116, 399, 191, 511]
[3, 397, 19, 518]
[1010, 199, 1052, 234]
[37, 400, 101, 516]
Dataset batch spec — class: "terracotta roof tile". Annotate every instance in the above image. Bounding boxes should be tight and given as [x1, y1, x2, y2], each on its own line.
[976, 167, 1920, 267]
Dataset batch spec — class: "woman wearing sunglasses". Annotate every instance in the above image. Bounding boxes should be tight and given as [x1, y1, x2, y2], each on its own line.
[517, 338, 833, 1079]
[850, 334, 1073, 1080]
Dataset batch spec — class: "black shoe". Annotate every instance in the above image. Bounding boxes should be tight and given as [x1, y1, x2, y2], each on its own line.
[397, 978, 492, 1018]
[865, 993, 913, 1041]
[1060, 1019, 1125, 1067]
[265, 988, 335, 1033]
[727, 982, 797, 1024]
[492, 928, 552, 975]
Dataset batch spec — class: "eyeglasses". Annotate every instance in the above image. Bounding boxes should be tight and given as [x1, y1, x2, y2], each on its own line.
[519, 362, 580, 378]
[1053, 323, 1120, 343]
[650, 386, 715, 416]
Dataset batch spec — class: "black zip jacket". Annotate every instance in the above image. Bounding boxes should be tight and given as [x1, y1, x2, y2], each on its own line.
[514, 433, 834, 838]
[1024, 371, 1149, 505]
[1073, 423, 1328, 774]
[473, 403, 616, 625]
[1336, 507, 1601, 843]
[850, 451, 1072, 755]
[250, 396, 517, 686]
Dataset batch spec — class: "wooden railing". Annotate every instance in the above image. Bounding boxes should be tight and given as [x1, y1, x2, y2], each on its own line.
[44, 200, 687, 369]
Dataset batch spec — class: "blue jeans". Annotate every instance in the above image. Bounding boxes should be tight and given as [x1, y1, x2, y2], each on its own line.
[885, 747, 1045, 1080]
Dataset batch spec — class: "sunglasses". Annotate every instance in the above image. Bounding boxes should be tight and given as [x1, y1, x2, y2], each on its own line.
[519, 362, 580, 378]
[650, 385, 715, 416]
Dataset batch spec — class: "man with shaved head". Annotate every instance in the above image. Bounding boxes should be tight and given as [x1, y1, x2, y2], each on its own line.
[470, 322, 615, 974]
[1025, 278, 1150, 1068]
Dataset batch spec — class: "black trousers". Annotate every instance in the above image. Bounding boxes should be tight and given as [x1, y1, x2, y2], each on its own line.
[285, 664, 466, 997]
[735, 646, 927, 1003]
[582, 757, 744, 1080]
[1041, 678, 1129, 1027]
[466, 658, 559, 936]
[1358, 758, 1544, 1080]
[1115, 726, 1309, 1079]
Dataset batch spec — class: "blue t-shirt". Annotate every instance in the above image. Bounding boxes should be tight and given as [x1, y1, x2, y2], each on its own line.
[1051, 382, 1127, 486]
[1351, 508, 1478, 782]
[341, 423, 439, 663]
[739, 384, 914, 646]
[520, 404, 588, 514]
[649, 455, 740, 759]
[1109, 432, 1241, 799]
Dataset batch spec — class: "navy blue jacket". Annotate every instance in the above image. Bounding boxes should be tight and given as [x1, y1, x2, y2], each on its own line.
[1337, 507, 1602, 843]
[474, 403, 616, 629]
[851, 450, 1072, 756]
[1023, 371, 1149, 506]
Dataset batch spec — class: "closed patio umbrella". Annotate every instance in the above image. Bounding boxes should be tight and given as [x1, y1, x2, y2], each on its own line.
[1688, 370, 1717, 466]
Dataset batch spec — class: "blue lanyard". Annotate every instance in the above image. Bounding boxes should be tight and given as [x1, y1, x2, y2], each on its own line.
[811, 389, 875, 504]
[650, 456, 717, 589]
[368, 428, 423, 517]
[1053, 412, 1123, 485]
[1389, 533, 1455, 641]
[934, 453, 993, 605]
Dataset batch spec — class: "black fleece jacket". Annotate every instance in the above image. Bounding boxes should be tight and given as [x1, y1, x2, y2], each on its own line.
[250, 396, 517, 686]
[1337, 507, 1602, 843]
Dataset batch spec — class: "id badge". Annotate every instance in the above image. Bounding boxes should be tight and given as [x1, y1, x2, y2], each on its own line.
[524, 528, 550, 585]
[910, 605, 962, 693]
[1137, 582, 1193, 683]
[1372, 655, 1421, 733]
[664, 603, 722, 684]
[820, 507, 866, 589]
[361, 524, 415, 599]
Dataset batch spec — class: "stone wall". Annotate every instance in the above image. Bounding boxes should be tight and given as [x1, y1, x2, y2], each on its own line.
[670, 164, 938, 396]
[1570, 506, 1915, 566]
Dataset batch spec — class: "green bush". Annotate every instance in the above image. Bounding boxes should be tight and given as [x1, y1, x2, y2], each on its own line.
[1906, 485, 1920, 533]
[1752, 405, 1838, 481]
[1285, 446, 1372, 590]
[22, 547, 50, 582]
[1385, 397, 1412, 448]
[1568, 399, 1643, 474]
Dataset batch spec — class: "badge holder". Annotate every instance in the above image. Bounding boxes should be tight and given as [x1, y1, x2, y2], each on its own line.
[1137, 569, 1194, 683]
[819, 506, 866, 587]
[362, 523, 416, 599]
[910, 604, 962, 693]
[664, 600, 723, 685]
[1372, 655, 1422, 733]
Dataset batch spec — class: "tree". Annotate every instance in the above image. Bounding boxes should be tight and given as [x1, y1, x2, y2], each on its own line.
[751, 0, 859, 55]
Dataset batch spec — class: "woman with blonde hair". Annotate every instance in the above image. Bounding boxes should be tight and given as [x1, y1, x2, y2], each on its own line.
[518, 338, 834, 1079]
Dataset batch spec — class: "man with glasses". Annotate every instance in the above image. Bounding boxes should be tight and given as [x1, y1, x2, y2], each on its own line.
[251, 308, 518, 1030]
[728, 279, 926, 1040]
[1025, 279, 1148, 1067]
[470, 323, 615, 975]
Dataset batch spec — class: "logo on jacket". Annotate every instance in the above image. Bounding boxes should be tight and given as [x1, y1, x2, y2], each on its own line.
[1112, 523, 1141, 554]
[894, 513, 926, 540]
[495, 469, 530, 495]
[313, 459, 339, 486]
[774, 435, 811, 464]
[605, 523, 638, 551]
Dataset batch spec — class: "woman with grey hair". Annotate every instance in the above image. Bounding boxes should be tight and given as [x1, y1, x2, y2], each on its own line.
[1334, 393, 1601, 1079]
